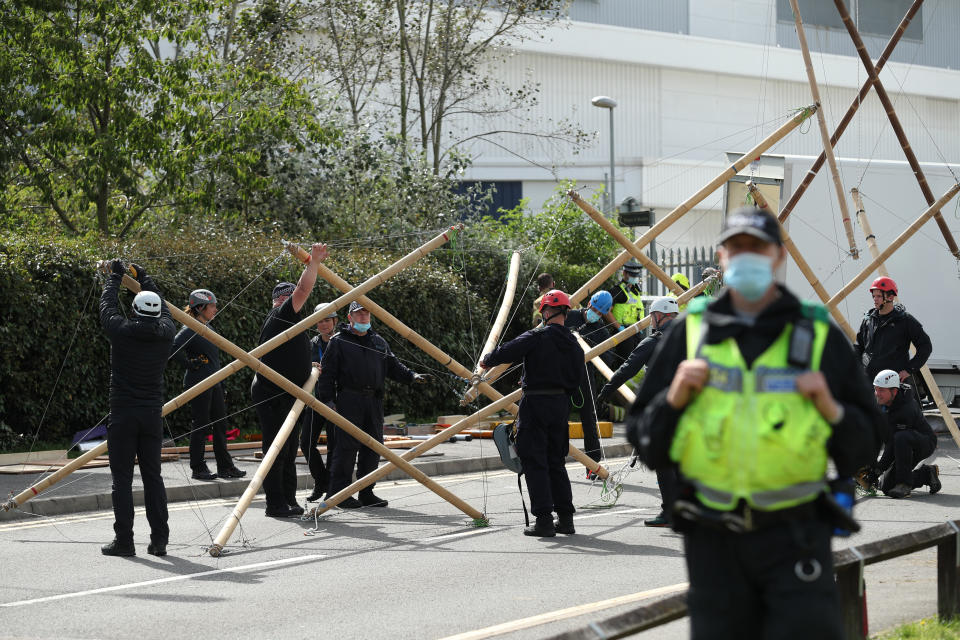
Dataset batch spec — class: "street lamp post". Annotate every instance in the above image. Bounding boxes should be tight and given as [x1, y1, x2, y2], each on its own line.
[592, 95, 618, 214]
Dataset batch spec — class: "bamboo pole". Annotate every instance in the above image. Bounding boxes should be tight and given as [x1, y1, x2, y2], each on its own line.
[828, 183, 960, 308]
[3, 441, 108, 510]
[284, 242, 519, 416]
[778, 0, 923, 223]
[209, 367, 320, 556]
[834, 0, 960, 259]
[461, 362, 509, 405]
[568, 105, 817, 307]
[473, 251, 522, 379]
[574, 333, 636, 405]
[788, 0, 859, 259]
[748, 182, 859, 336]
[163, 225, 460, 416]
[849, 196, 960, 448]
[567, 190, 683, 296]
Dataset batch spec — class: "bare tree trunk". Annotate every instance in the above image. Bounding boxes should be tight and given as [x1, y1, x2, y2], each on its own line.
[397, 0, 408, 156]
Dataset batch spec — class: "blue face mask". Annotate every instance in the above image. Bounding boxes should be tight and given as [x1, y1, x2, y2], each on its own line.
[585, 308, 601, 324]
[352, 321, 371, 333]
[626, 276, 640, 286]
[724, 252, 775, 301]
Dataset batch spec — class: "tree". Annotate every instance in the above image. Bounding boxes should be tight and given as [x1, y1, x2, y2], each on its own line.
[0, 0, 325, 237]
[309, 0, 589, 174]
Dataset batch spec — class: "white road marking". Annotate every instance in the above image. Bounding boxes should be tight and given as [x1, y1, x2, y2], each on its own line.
[435, 582, 689, 640]
[0, 554, 325, 608]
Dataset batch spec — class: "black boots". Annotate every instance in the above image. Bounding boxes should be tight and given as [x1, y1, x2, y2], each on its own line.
[101, 539, 136, 557]
[359, 491, 388, 507]
[524, 515, 556, 537]
[554, 512, 575, 535]
[147, 542, 167, 557]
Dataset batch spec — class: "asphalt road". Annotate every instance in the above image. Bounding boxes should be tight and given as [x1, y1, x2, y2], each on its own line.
[1, 453, 957, 639]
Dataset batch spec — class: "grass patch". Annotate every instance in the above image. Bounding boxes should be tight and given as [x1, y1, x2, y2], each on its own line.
[874, 617, 960, 639]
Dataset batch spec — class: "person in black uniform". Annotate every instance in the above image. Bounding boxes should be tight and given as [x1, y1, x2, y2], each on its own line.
[99, 260, 176, 557]
[854, 276, 932, 404]
[564, 290, 614, 467]
[627, 208, 884, 639]
[303, 302, 338, 501]
[597, 296, 679, 527]
[869, 369, 941, 499]
[318, 300, 429, 508]
[481, 289, 583, 537]
[251, 242, 328, 518]
[170, 289, 246, 481]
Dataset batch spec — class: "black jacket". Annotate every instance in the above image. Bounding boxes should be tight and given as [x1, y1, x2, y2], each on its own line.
[316, 323, 415, 402]
[627, 286, 884, 478]
[603, 329, 664, 394]
[100, 274, 176, 409]
[855, 304, 932, 380]
[170, 324, 222, 387]
[565, 309, 616, 369]
[482, 323, 583, 393]
[879, 387, 937, 447]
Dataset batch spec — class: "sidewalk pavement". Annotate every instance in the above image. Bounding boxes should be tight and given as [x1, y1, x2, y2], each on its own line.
[0, 427, 634, 521]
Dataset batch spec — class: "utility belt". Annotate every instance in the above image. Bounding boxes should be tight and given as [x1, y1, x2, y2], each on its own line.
[674, 498, 821, 534]
[340, 385, 383, 399]
[523, 387, 567, 396]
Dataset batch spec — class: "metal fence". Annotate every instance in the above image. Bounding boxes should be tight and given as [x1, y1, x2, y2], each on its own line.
[644, 246, 718, 298]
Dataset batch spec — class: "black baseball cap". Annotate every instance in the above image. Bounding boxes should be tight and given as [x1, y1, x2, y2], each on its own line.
[348, 300, 366, 313]
[272, 282, 295, 300]
[718, 206, 782, 246]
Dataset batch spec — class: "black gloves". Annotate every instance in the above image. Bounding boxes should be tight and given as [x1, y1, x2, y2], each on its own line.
[596, 385, 613, 406]
[110, 259, 126, 276]
[413, 373, 432, 384]
[128, 262, 146, 283]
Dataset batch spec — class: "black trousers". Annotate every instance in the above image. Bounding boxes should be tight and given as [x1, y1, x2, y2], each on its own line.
[188, 384, 233, 472]
[576, 368, 602, 463]
[656, 467, 677, 519]
[328, 391, 383, 497]
[684, 520, 842, 640]
[252, 388, 301, 509]
[879, 429, 936, 490]
[301, 406, 332, 487]
[107, 406, 169, 545]
[516, 395, 574, 517]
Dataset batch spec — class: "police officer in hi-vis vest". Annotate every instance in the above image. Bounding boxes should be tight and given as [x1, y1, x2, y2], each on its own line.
[606, 259, 645, 361]
[627, 207, 883, 640]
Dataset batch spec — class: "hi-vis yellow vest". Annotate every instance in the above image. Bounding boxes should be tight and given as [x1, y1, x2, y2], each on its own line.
[669, 299, 832, 512]
[612, 282, 644, 326]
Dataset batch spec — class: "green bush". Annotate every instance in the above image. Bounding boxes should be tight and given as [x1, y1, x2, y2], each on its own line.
[0, 226, 490, 447]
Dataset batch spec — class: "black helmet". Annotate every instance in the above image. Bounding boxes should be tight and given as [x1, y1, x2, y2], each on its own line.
[189, 289, 216, 310]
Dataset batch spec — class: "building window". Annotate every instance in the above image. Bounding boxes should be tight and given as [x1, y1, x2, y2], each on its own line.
[455, 181, 523, 220]
[777, 0, 922, 41]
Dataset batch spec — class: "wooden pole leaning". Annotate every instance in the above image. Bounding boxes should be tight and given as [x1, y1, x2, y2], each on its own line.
[574, 333, 636, 405]
[834, 0, 960, 259]
[850, 196, 960, 449]
[461, 251, 522, 403]
[567, 190, 683, 296]
[209, 367, 320, 557]
[3, 441, 108, 510]
[163, 225, 461, 416]
[788, 0, 859, 259]
[778, 0, 923, 223]
[828, 183, 960, 308]
[748, 182, 858, 336]
[568, 105, 817, 307]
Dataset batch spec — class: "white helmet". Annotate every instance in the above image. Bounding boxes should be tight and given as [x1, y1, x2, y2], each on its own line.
[873, 369, 900, 389]
[649, 297, 680, 315]
[314, 303, 338, 319]
[133, 291, 162, 317]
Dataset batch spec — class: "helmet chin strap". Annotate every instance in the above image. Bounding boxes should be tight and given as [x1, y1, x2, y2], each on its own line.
[542, 308, 567, 324]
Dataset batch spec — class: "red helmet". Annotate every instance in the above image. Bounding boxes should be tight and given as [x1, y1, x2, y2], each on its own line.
[539, 289, 571, 312]
[869, 276, 898, 296]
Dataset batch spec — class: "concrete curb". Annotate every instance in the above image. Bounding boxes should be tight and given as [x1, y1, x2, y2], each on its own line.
[0, 443, 635, 521]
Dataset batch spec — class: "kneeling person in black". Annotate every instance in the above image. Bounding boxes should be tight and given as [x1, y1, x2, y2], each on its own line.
[481, 289, 583, 537]
[317, 301, 428, 509]
[100, 260, 176, 557]
[871, 369, 940, 498]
